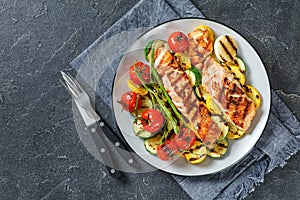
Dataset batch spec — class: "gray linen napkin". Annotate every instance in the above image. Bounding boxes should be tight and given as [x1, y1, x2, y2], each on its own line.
[70, 0, 300, 199]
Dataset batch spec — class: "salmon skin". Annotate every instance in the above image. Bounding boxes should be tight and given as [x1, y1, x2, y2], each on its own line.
[188, 30, 256, 132]
[152, 45, 221, 149]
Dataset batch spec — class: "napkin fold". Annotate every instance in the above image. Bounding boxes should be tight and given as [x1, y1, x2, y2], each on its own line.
[70, 0, 300, 199]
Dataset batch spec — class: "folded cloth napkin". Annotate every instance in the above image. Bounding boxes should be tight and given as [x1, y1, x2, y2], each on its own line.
[70, 0, 300, 199]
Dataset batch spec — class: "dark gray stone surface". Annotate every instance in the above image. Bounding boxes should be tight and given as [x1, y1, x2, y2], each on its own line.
[0, 0, 299, 199]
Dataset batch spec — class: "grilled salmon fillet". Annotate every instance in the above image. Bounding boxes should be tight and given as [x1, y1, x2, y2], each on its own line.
[201, 57, 256, 132]
[188, 29, 256, 132]
[153, 46, 221, 148]
[188, 29, 213, 70]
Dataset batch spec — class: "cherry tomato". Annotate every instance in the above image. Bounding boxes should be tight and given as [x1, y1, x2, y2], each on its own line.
[119, 91, 142, 112]
[168, 31, 189, 53]
[173, 127, 196, 150]
[129, 61, 150, 85]
[141, 109, 164, 133]
[157, 140, 179, 161]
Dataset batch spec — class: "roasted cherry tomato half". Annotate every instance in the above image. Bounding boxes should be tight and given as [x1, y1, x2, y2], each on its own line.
[168, 31, 189, 53]
[119, 91, 142, 112]
[141, 109, 164, 133]
[129, 61, 150, 85]
[157, 140, 179, 161]
[173, 127, 196, 151]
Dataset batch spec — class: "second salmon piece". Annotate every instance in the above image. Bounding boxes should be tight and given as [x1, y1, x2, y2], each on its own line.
[153, 46, 222, 149]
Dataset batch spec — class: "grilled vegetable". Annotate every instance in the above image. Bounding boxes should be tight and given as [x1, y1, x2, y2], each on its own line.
[168, 31, 189, 53]
[211, 116, 229, 140]
[119, 91, 142, 112]
[133, 119, 157, 139]
[194, 85, 209, 101]
[127, 79, 148, 96]
[130, 61, 150, 85]
[194, 25, 215, 43]
[173, 127, 197, 151]
[244, 85, 261, 108]
[185, 66, 202, 86]
[144, 133, 163, 154]
[144, 40, 155, 62]
[184, 141, 207, 164]
[214, 35, 237, 63]
[140, 109, 165, 133]
[235, 57, 246, 73]
[224, 64, 246, 85]
[206, 96, 222, 115]
[157, 140, 179, 161]
[207, 138, 228, 158]
[144, 39, 169, 62]
[188, 27, 214, 59]
[226, 122, 246, 140]
[174, 51, 192, 70]
[131, 96, 153, 117]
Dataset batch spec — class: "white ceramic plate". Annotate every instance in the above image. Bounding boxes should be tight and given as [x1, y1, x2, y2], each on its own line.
[112, 18, 271, 176]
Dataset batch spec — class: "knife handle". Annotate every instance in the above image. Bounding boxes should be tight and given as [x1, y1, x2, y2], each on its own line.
[98, 120, 131, 152]
[88, 122, 125, 179]
[97, 120, 136, 167]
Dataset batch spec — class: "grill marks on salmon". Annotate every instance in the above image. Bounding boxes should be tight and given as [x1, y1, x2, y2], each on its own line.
[188, 29, 213, 71]
[187, 30, 256, 133]
[153, 47, 221, 148]
[201, 57, 256, 132]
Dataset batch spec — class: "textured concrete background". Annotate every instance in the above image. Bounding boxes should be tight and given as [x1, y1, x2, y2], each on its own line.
[0, 0, 299, 199]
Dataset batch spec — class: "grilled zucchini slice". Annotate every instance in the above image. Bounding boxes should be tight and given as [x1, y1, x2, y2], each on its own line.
[175, 51, 192, 70]
[235, 57, 246, 73]
[226, 122, 246, 140]
[207, 138, 228, 158]
[194, 85, 209, 100]
[206, 96, 222, 115]
[211, 116, 229, 140]
[144, 133, 163, 154]
[131, 96, 153, 117]
[194, 25, 215, 43]
[225, 64, 246, 85]
[244, 85, 261, 108]
[127, 79, 148, 96]
[214, 35, 237, 63]
[185, 66, 202, 86]
[133, 119, 157, 139]
[144, 39, 168, 62]
[184, 141, 207, 164]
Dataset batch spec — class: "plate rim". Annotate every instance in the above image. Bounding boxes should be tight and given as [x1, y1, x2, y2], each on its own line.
[111, 17, 271, 176]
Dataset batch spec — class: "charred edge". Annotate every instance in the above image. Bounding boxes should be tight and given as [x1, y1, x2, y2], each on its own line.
[243, 100, 252, 119]
[232, 83, 237, 94]
[225, 35, 237, 52]
[220, 40, 234, 61]
[195, 144, 203, 150]
[226, 95, 233, 109]
[218, 142, 228, 148]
